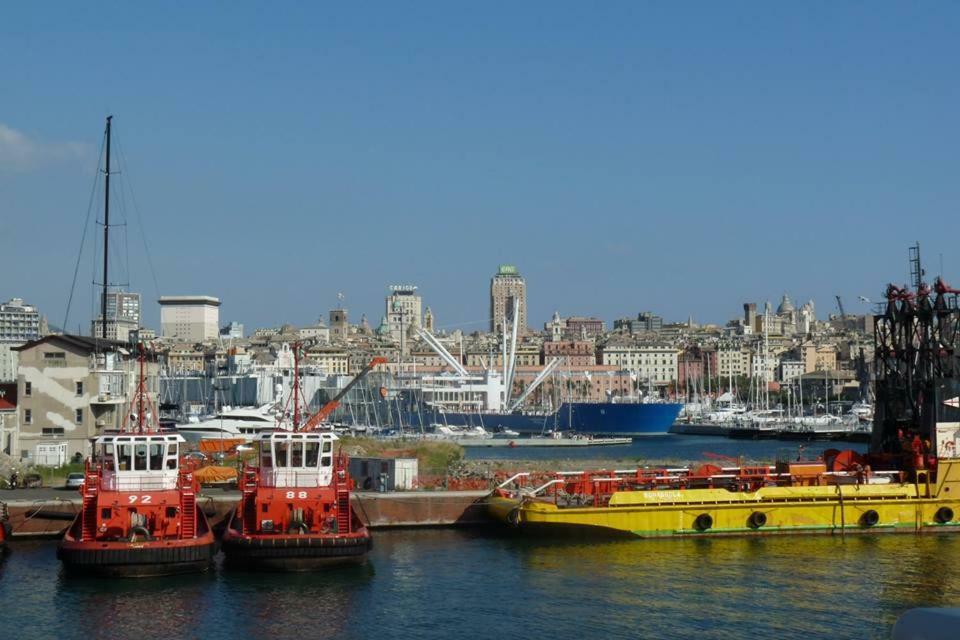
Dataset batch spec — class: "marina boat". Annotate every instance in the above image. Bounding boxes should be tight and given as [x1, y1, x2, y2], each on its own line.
[220, 346, 379, 570]
[176, 404, 282, 443]
[487, 254, 960, 540]
[458, 432, 633, 448]
[431, 424, 494, 439]
[58, 347, 216, 576]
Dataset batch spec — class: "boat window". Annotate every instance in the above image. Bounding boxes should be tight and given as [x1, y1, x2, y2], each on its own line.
[320, 454, 332, 468]
[322, 441, 332, 454]
[291, 441, 304, 467]
[305, 441, 319, 467]
[118, 444, 133, 471]
[134, 444, 148, 471]
[100, 443, 116, 472]
[275, 440, 290, 468]
[149, 444, 164, 470]
[260, 445, 273, 468]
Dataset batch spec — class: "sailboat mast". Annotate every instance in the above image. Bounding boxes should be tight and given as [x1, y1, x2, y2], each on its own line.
[293, 342, 301, 430]
[101, 115, 113, 340]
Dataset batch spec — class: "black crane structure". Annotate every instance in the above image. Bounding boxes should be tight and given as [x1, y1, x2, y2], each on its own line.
[872, 244, 960, 456]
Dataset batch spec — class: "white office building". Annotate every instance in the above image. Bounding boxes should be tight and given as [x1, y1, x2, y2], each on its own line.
[159, 296, 221, 342]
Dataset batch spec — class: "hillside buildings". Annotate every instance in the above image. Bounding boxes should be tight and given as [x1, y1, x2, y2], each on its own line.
[91, 290, 142, 342]
[385, 285, 422, 343]
[1, 298, 46, 383]
[0, 298, 42, 344]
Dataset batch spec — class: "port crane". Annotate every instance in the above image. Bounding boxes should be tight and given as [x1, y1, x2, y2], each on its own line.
[835, 295, 847, 320]
[298, 352, 389, 431]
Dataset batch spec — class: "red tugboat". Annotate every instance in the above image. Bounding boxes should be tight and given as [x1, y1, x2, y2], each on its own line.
[58, 344, 217, 576]
[221, 347, 382, 570]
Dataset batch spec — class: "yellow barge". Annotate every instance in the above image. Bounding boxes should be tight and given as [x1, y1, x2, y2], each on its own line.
[487, 458, 960, 538]
[488, 256, 960, 540]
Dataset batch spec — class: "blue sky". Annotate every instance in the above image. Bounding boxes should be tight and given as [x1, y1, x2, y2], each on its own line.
[2, 3, 959, 333]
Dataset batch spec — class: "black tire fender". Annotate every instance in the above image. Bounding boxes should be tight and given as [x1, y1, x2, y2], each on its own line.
[748, 511, 767, 529]
[694, 513, 713, 531]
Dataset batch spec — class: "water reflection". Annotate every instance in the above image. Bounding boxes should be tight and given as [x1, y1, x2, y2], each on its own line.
[492, 531, 960, 639]
[55, 566, 217, 640]
[4, 531, 960, 640]
[216, 561, 374, 639]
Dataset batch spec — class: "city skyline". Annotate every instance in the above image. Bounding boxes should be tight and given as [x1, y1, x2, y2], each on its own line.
[3, 4, 960, 332]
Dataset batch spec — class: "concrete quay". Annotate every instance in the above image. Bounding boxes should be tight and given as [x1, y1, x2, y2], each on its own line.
[1, 488, 491, 539]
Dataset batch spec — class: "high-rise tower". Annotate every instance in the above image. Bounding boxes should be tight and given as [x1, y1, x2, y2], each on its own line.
[490, 265, 527, 335]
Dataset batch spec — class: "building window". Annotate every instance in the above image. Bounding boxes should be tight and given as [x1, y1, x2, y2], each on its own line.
[24, 409, 31, 424]
[42, 427, 64, 436]
[75, 408, 83, 424]
[24, 381, 31, 396]
[76, 381, 84, 396]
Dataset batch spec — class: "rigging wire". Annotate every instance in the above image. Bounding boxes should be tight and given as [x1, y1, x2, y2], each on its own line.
[114, 128, 161, 298]
[63, 131, 106, 332]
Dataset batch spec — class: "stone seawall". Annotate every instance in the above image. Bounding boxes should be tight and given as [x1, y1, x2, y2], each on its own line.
[3, 489, 491, 539]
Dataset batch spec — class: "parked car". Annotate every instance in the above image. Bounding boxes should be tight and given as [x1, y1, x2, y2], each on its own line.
[64, 472, 85, 490]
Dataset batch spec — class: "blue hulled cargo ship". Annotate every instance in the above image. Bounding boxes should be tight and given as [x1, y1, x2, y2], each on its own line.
[398, 401, 682, 436]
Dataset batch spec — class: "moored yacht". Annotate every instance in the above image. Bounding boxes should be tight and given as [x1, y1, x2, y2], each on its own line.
[176, 404, 285, 443]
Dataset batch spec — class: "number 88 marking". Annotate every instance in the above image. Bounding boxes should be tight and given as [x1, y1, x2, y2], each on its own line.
[285, 491, 308, 499]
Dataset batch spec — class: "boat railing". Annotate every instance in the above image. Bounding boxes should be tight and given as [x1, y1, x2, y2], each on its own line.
[100, 475, 181, 492]
[497, 464, 906, 504]
[527, 479, 566, 497]
[259, 469, 328, 488]
[496, 472, 530, 490]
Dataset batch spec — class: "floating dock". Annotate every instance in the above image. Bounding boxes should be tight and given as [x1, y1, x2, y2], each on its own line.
[456, 436, 632, 448]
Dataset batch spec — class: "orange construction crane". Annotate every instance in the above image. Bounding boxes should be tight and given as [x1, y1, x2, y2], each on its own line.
[301, 357, 388, 431]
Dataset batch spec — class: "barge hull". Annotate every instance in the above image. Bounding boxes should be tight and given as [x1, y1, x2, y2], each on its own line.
[488, 488, 960, 540]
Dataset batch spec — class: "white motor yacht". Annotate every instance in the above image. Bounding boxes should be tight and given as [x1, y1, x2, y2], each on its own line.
[176, 404, 287, 443]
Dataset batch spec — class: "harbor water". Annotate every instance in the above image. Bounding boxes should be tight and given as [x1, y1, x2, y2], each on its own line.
[463, 434, 868, 463]
[3, 529, 960, 639]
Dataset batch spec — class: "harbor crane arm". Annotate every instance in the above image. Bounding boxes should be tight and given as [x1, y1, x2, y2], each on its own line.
[301, 357, 388, 431]
[504, 302, 521, 408]
[835, 295, 846, 319]
[508, 358, 563, 412]
[415, 328, 469, 377]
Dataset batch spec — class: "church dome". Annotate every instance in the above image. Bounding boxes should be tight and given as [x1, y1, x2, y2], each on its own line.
[777, 294, 795, 315]
[375, 315, 391, 337]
